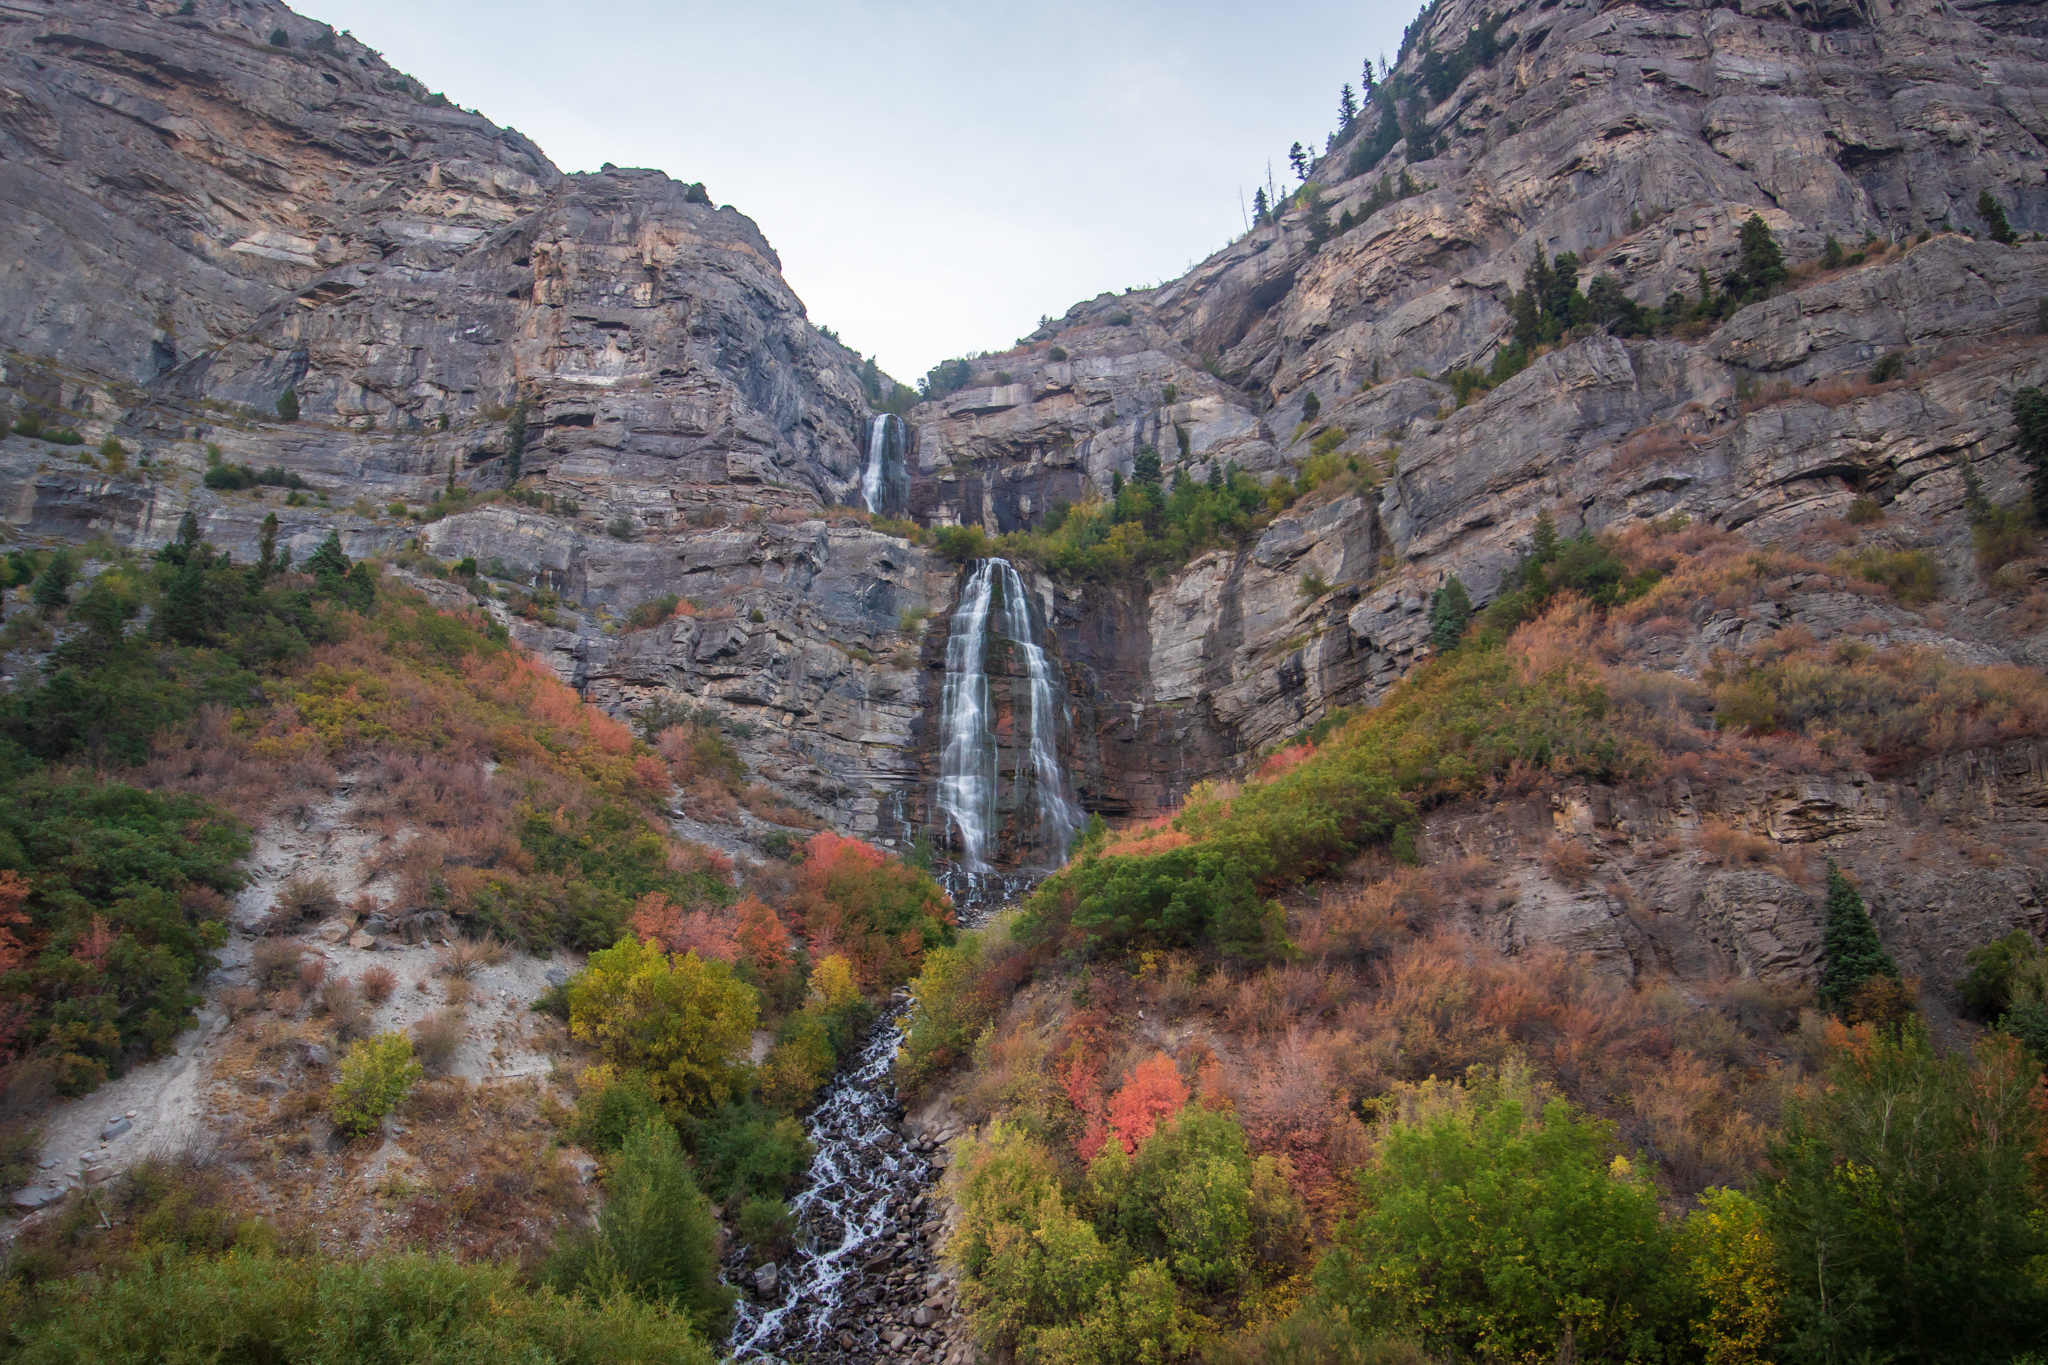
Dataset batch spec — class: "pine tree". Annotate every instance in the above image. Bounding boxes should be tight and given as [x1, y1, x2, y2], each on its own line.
[258, 512, 279, 579]
[1252, 187, 1270, 227]
[1733, 214, 1786, 299]
[305, 531, 350, 583]
[1531, 509, 1560, 563]
[1818, 860, 1898, 1015]
[1979, 189, 2017, 245]
[31, 548, 73, 610]
[1339, 83, 1359, 130]
[275, 386, 299, 422]
[1289, 142, 1309, 182]
[2013, 386, 2048, 515]
[1428, 575, 1472, 649]
[503, 398, 529, 482]
[1132, 445, 1163, 486]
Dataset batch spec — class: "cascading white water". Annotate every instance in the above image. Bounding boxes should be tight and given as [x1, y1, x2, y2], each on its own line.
[934, 560, 999, 873]
[993, 560, 1082, 865]
[933, 558, 1081, 889]
[860, 413, 891, 514]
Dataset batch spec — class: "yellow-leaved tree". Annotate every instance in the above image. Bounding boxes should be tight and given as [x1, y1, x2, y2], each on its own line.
[568, 936, 759, 1112]
[1675, 1187, 1781, 1365]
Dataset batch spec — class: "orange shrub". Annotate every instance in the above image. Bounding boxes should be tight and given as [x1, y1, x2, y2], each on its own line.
[789, 832, 954, 989]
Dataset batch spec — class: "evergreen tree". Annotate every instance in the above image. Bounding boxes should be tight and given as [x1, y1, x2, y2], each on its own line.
[1822, 234, 1843, 269]
[275, 386, 299, 422]
[2012, 386, 2048, 515]
[1251, 187, 1270, 227]
[1427, 576, 1472, 650]
[1731, 214, 1786, 299]
[1510, 287, 1540, 349]
[1132, 445, 1163, 487]
[1530, 509, 1560, 563]
[445, 454, 457, 496]
[1978, 189, 2017, 246]
[1301, 391, 1321, 421]
[860, 356, 882, 405]
[503, 398, 530, 482]
[1361, 59, 1374, 93]
[1338, 82, 1359, 130]
[31, 547, 73, 610]
[305, 531, 350, 583]
[1817, 860, 1898, 1016]
[1289, 142, 1309, 181]
[257, 512, 279, 580]
[1207, 462, 1225, 491]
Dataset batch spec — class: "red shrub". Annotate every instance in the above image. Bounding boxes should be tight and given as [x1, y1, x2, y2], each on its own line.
[1104, 1053, 1190, 1155]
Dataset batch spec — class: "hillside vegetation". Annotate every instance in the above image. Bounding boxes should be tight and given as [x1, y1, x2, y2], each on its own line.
[900, 519, 2048, 1365]
[0, 524, 957, 1357]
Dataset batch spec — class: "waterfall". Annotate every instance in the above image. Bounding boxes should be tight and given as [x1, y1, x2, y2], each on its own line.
[861, 413, 911, 515]
[935, 561, 999, 873]
[934, 558, 1081, 883]
[860, 413, 890, 513]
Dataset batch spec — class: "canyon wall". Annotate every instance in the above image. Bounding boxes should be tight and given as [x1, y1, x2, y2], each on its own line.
[6, 0, 2048, 881]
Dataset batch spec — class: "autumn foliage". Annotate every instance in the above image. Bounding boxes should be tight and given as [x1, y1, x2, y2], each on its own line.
[788, 832, 953, 988]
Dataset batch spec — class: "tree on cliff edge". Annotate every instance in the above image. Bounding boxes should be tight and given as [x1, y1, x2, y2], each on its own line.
[1818, 860, 1898, 1016]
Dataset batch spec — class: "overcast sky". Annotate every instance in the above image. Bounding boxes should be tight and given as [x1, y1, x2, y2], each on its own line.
[312, 1, 1415, 385]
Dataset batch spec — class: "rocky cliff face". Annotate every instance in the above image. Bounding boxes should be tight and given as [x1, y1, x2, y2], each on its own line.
[8, 0, 2048, 885]
[902, 0, 2048, 824]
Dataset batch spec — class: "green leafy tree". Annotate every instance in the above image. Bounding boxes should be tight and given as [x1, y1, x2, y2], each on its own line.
[329, 1033, 423, 1137]
[1758, 1024, 2047, 1364]
[566, 936, 759, 1112]
[1315, 1072, 1684, 1362]
[1816, 861, 1897, 1016]
[1428, 575, 1472, 649]
[543, 1119, 734, 1335]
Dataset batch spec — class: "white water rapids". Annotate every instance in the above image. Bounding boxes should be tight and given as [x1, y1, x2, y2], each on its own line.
[726, 1009, 933, 1362]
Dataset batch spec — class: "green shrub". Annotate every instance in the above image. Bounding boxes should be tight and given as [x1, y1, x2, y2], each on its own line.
[1479, 514, 1659, 634]
[4, 1247, 714, 1364]
[1106, 311, 1133, 327]
[1048, 346, 1068, 361]
[734, 1196, 796, 1265]
[543, 1119, 734, 1336]
[1315, 1069, 1682, 1360]
[607, 515, 636, 541]
[692, 1105, 814, 1203]
[572, 1066, 665, 1152]
[622, 594, 679, 631]
[898, 912, 1024, 1093]
[268, 26, 288, 45]
[1841, 547, 1939, 604]
[1844, 496, 1883, 525]
[328, 1033, 423, 1137]
[1867, 351, 1906, 384]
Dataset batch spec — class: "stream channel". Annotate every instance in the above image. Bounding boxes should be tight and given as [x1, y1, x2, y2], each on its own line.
[725, 872, 1035, 1364]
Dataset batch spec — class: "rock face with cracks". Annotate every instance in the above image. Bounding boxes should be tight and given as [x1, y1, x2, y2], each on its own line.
[7, 0, 2048, 889]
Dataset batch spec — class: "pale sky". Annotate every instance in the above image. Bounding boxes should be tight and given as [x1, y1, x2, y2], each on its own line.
[311, 1, 1416, 385]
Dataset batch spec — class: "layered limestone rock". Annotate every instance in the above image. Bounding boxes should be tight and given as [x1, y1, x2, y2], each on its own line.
[8, 0, 2048, 876]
